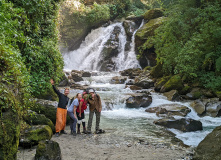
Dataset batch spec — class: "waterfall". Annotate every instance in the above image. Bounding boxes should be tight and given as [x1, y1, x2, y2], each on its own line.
[63, 22, 142, 71]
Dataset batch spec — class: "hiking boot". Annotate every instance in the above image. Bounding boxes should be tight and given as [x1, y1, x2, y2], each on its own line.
[77, 129, 81, 134]
[86, 130, 92, 134]
[72, 132, 77, 136]
[55, 132, 60, 137]
[60, 130, 67, 134]
[83, 127, 87, 134]
[96, 129, 105, 134]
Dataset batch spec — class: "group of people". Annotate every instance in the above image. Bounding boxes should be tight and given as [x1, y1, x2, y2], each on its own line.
[50, 79, 104, 136]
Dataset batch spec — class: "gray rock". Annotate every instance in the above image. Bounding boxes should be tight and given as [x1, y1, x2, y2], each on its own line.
[82, 71, 91, 77]
[35, 140, 61, 160]
[163, 90, 180, 101]
[154, 118, 203, 132]
[193, 126, 221, 160]
[206, 101, 221, 117]
[126, 93, 152, 108]
[110, 76, 127, 84]
[190, 100, 206, 116]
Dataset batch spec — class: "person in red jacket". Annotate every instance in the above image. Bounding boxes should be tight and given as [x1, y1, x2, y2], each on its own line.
[76, 92, 88, 134]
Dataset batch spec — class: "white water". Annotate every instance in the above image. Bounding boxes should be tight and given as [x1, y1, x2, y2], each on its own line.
[63, 22, 141, 71]
[62, 22, 221, 147]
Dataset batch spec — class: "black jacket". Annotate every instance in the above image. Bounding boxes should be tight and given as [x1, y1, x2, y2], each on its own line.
[52, 85, 69, 109]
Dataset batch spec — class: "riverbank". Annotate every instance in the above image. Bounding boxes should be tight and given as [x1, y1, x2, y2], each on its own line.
[17, 124, 192, 160]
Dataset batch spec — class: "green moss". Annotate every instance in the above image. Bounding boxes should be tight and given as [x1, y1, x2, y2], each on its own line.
[215, 91, 221, 100]
[180, 86, 191, 95]
[161, 75, 184, 92]
[150, 63, 164, 78]
[144, 8, 164, 20]
[193, 91, 202, 99]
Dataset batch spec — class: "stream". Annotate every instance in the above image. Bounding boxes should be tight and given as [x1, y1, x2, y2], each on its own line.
[62, 22, 221, 147]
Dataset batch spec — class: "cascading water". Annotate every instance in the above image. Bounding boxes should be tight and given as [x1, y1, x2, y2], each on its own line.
[63, 22, 141, 71]
[62, 22, 221, 147]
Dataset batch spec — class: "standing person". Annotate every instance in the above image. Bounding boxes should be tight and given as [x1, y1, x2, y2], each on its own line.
[50, 79, 69, 137]
[87, 89, 104, 134]
[68, 93, 81, 136]
[76, 92, 88, 134]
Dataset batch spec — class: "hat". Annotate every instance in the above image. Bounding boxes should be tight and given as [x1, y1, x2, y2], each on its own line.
[83, 92, 86, 95]
[89, 89, 94, 93]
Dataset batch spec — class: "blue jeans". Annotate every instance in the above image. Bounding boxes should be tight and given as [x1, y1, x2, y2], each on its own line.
[67, 111, 77, 133]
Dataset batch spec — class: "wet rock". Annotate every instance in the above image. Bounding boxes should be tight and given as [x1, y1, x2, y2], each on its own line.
[144, 8, 164, 20]
[58, 79, 69, 87]
[160, 75, 184, 93]
[110, 76, 127, 84]
[126, 93, 152, 108]
[154, 118, 203, 132]
[205, 101, 221, 117]
[126, 15, 144, 24]
[126, 79, 135, 85]
[163, 90, 180, 101]
[35, 140, 61, 160]
[123, 20, 138, 41]
[129, 85, 142, 90]
[193, 125, 221, 160]
[134, 77, 154, 89]
[145, 104, 191, 117]
[120, 68, 142, 79]
[185, 88, 203, 100]
[71, 72, 83, 82]
[190, 100, 206, 116]
[24, 110, 55, 132]
[215, 91, 221, 100]
[70, 83, 87, 90]
[20, 125, 53, 148]
[82, 71, 91, 77]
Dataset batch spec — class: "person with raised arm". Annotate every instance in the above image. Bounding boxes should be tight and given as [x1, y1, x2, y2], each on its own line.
[50, 79, 69, 137]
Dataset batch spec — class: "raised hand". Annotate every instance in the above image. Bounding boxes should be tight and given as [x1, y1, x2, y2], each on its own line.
[50, 79, 54, 85]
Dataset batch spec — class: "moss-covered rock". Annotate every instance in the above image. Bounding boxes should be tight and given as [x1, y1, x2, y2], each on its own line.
[215, 91, 221, 100]
[150, 63, 164, 78]
[24, 110, 55, 133]
[123, 20, 138, 41]
[0, 111, 21, 160]
[160, 75, 184, 93]
[144, 8, 164, 20]
[180, 85, 191, 95]
[163, 90, 180, 101]
[19, 125, 53, 148]
[35, 140, 61, 160]
[185, 88, 203, 100]
[154, 76, 170, 92]
[193, 125, 221, 160]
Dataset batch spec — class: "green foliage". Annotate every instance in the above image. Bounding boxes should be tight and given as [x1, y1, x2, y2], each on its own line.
[150, 0, 221, 90]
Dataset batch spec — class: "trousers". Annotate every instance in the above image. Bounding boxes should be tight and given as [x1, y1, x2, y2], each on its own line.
[55, 108, 67, 133]
[67, 111, 77, 133]
[87, 109, 100, 132]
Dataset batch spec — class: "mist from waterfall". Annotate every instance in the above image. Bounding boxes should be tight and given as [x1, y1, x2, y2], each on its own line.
[62, 22, 142, 71]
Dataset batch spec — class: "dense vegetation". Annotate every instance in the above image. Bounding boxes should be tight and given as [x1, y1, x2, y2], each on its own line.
[150, 0, 221, 91]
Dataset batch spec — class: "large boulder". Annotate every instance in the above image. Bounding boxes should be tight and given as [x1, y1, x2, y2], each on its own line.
[144, 8, 164, 21]
[126, 93, 152, 108]
[154, 76, 170, 92]
[20, 125, 53, 148]
[120, 68, 142, 79]
[193, 126, 221, 160]
[185, 88, 203, 100]
[110, 76, 127, 84]
[145, 104, 191, 117]
[135, 17, 166, 68]
[24, 110, 55, 132]
[82, 71, 91, 77]
[35, 140, 62, 160]
[71, 71, 84, 82]
[154, 118, 203, 132]
[190, 100, 206, 116]
[134, 75, 154, 89]
[160, 75, 184, 93]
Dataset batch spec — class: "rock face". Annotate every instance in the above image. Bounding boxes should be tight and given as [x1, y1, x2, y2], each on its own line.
[24, 110, 55, 132]
[110, 76, 127, 84]
[20, 125, 53, 148]
[126, 93, 152, 108]
[135, 17, 166, 68]
[99, 26, 122, 71]
[154, 118, 203, 132]
[35, 140, 62, 160]
[71, 70, 84, 82]
[145, 104, 191, 117]
[193, 125, 221, 160]
[123, 20, 138, 41]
